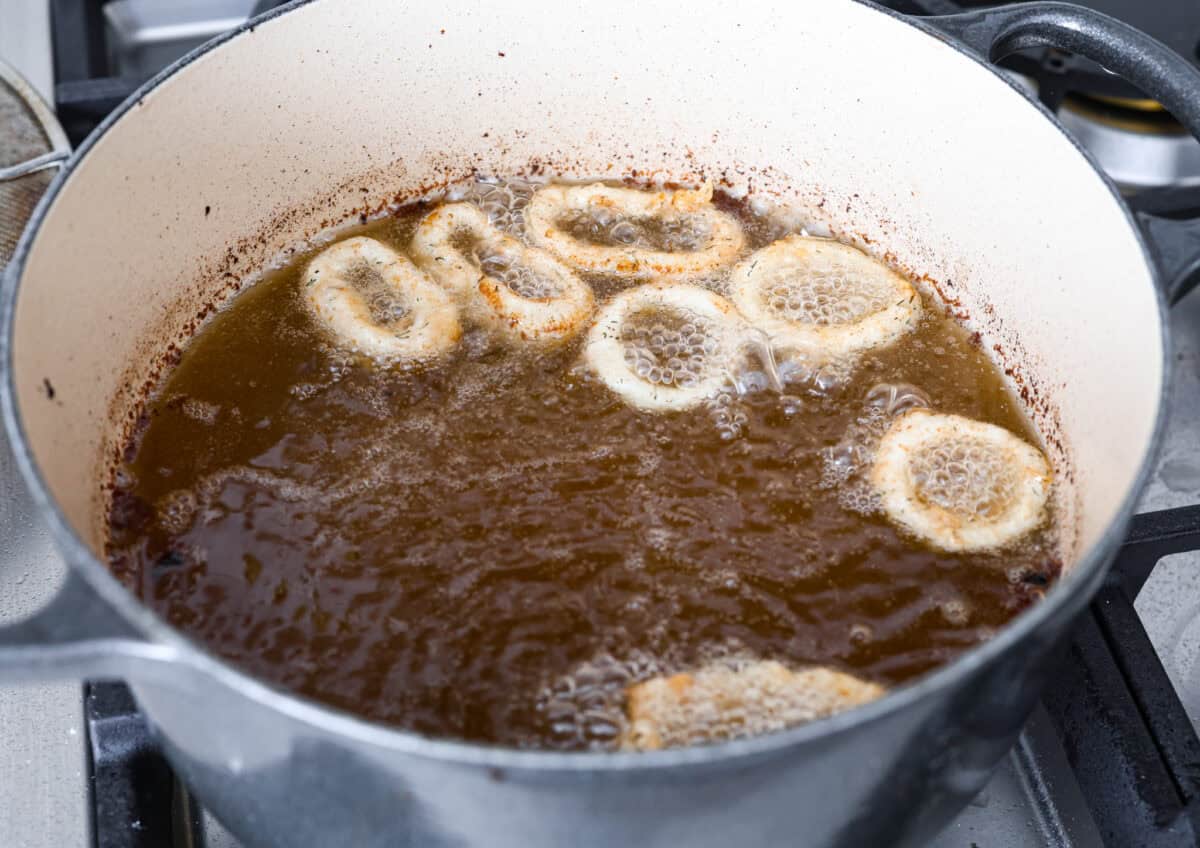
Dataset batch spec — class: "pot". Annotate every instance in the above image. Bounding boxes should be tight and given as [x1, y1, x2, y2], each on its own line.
[3, 2, 1200, 846]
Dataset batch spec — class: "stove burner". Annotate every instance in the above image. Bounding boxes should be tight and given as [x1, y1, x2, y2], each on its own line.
[895, 0, 1200, 188]
[1058, 111, 1200, 190]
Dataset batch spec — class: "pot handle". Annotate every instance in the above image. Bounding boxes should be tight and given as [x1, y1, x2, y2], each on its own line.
[0, 566, 177, 681]
[917, 1, 1200, 304]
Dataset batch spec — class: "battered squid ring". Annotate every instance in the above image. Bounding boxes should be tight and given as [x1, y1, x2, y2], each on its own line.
[303, 236, 461, 363]
[870, 410, 1053, 553]
[584, 283, 744, 413]
[411, 203, 595, 345]
[729, 235, 920, 362]
[524, 181, 745, 278]
[620, 660, 885, 751]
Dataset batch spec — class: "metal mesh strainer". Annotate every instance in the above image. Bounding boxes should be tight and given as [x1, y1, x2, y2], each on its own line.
[0, 60, 69, 271]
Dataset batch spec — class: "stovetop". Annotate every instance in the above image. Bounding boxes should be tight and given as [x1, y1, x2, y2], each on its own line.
[4, 1, 1200, 847]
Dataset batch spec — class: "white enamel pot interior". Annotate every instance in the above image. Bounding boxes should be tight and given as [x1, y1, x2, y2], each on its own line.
[0, 0, 1168, 846]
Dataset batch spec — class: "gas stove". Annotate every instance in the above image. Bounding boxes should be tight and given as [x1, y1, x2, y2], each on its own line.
[898, 0, 1200, 190]
[3, 2, 1200, 846]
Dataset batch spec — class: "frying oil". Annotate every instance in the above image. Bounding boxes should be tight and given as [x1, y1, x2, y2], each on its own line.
[106, 177, 1060, 749]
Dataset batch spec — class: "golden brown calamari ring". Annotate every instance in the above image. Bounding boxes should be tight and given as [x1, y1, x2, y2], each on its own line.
[411, 203, 595, 345]
[620, 659, 885, 751]
[524, 181, 745, 278]
[584, 283, 744, 413]
[303, 236, 461, 363]
[729, 235, 920, 362]
[870, 409, 1053, 553]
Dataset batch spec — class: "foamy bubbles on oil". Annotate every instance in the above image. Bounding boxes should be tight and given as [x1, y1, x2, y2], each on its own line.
[179, 397, 220, 425]
[475, 249, 562, 299]
[536, 642, 773, 751]
[849, 623, 874, 646]
[694, 327, 792, 441]
[864, 382, 930, 417]
[535, 650, 664, 750]
[156, 489, 199, 536]
[452, 175, 540, 236]
[761, 261, 890, 328]
[619, 310, 721, 391]
[776, 355, 855, 397]
[558, 205, 710, 254]
[745, 195, 833, 245]
[703, 389, 749, 441]
[819, 382, 932, 516]
[940, 597, 973, 626]
[910, 437, 1020, 521]
[820, 419, 878, 489]
[154, 466, 320, 539]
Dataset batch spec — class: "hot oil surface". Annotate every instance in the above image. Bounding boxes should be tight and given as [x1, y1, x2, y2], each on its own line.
[107, 180, 1059, 750]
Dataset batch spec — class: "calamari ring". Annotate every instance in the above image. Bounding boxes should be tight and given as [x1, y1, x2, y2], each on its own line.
[411, 203, 595, 345]
[729, 235, 920, 362]
[524, 181, 745, 278]
[584, 283, 743, 413]
[870, 409, 1052, 553]
[620, 659, 885, 751]
[303, 236, 461, 363]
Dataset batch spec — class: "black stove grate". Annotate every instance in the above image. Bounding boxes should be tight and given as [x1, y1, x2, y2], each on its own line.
[85, 683, 195, 848]
[51, 0, 130, 147]
[1042, 508, 1200, 847]
[49, 0, 292, 145]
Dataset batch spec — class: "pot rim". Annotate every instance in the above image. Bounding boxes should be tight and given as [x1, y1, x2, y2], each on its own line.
[0, 0, 1173, 771]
